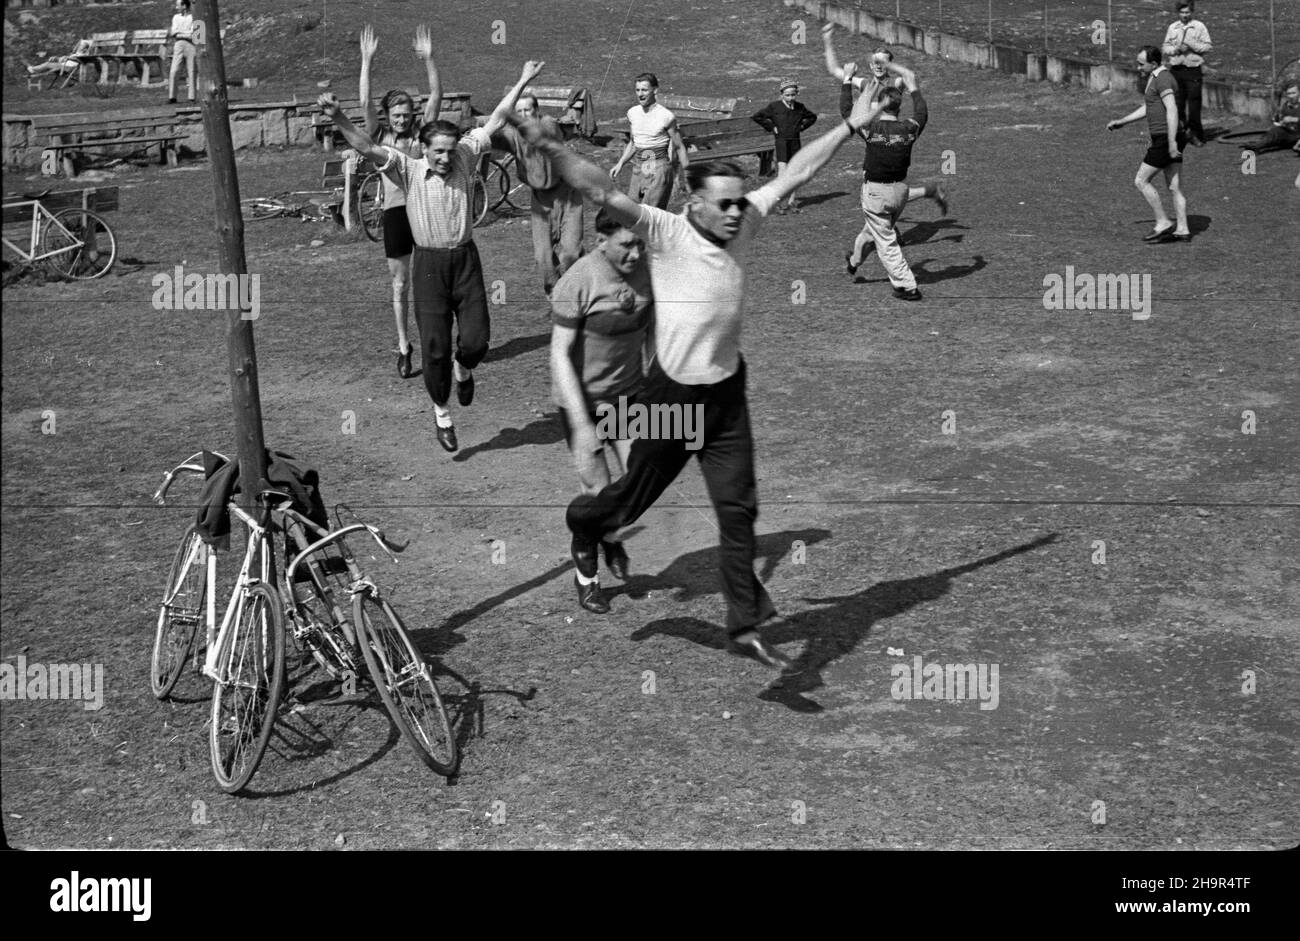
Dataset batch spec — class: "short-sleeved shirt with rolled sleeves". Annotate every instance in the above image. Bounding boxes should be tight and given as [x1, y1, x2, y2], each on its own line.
[627, 103, 676, 151]
[633, 182, 780, 385]
[1144, 68, 1179, 138]
[550, 252, 653, 406]
[380, 126, 490, 249]
[374, 130, 423, 210]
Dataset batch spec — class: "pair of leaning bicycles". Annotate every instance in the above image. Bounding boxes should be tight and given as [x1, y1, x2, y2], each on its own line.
[150, 451, 457, 794]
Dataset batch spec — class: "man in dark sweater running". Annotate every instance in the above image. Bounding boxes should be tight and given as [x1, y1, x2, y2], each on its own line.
[751, 80, 818, 212]
[839, 59, 936, 301]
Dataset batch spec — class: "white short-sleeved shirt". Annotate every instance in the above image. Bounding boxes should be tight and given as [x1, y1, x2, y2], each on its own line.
[633, 182, 780, 384]
[375, 130, 423, 210]
[380, 127, 489, 248]
[627, 102, 676, 151]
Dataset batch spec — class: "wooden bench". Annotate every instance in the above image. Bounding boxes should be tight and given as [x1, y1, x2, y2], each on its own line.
[31, 110, 185, 178]
[307, 92, 472, 152]
[1, 186, 120, 227]
[126, 29, 171, 87]
[680, 116, 776, 175]
[606, 92, 738, 136]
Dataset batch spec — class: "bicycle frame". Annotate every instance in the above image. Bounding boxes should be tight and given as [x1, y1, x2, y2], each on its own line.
[1, 200, 83, 265]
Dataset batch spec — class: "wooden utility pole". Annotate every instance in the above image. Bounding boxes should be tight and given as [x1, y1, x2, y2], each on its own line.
[195, 0, 270, 506]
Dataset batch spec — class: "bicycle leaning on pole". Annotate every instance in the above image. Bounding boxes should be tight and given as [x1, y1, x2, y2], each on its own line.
[150, 451, 458, 794]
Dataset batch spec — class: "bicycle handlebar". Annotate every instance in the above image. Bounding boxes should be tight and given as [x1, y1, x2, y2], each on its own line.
[152, 450, 230, 505]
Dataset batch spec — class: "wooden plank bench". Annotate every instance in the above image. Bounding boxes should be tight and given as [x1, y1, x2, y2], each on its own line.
[307, 92, 473, 152]
[1, 186, 120, 226]
[126, 29, 171, 87]
[83, 31, 131, 86]
[606, 93, 738, 137]
[31, 110, 184, 178]
[679, 116, 776, 175]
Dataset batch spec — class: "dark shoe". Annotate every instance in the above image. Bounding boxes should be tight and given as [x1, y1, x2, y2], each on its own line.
[844, 252, 860, 276]
[726, 633, 793, 672]
[1143, 224, 1175, 242]
[435, 424, 458, 452]
[397, 343, 415, 379]
[1170, 232, 1192, 242]
[575, 576, 610, 614]
[601, 540, 630, 580]
[167, 98, 177, 105]
[570, 535, 599, 579]
[1189, 136, 1205, 147]
[892, 286, 922, 301]
[456, 372, 474, 407]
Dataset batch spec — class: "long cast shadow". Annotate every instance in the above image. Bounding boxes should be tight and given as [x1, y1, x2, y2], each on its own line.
[631, 534, 1058, 714]
[453, 414, 564, 462]
[912, 253, 988, 285]
[482, 332, 549, 364]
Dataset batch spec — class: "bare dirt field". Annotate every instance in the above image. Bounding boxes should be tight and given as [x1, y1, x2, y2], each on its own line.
[2, 0, 1297, 851]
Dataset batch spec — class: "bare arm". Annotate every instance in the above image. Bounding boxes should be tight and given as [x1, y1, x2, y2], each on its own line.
[762, 88, 884, 203]
[610, 139, 637, 180]
[1162, 90, 1180, 153]
[484, 60, 545, 138]
[1107, 104, 1146, 130]
[414, 25, 442, 124]
[321, 92, 391, 165]
[359, 25, 379, 137]
[822, 23, 846, 81]
[507, 111, 642, 227]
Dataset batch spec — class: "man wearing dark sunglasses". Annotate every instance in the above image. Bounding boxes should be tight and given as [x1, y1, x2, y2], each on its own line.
[506, 88, 885, 671]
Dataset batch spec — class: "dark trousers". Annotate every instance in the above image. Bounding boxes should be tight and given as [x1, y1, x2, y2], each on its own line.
[566, 357, 776, 636]
[411, 243, 490, 407]
[1171, 65, 1204, 139]
[1246, 126, 1300, 153]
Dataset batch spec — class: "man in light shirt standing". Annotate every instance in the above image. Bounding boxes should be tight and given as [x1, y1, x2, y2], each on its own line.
[609, 73, 690, 208]
[1161, 1, 1213, 146]
[509, 87, 886, 669]
[167, 0, 197, 105]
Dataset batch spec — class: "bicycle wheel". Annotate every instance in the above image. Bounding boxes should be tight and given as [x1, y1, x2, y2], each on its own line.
[41, 207, 116, 280]
[151, 525, 207, 700]
[240, 197, 286, 221]
[469, 172, 489, 228]
[487, 156, 527, 212]
[209, 582, 285, 794]
[357, 171, 384, 243]
[354, 593, 457, 775]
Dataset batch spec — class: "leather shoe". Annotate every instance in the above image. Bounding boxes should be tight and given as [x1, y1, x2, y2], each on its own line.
[575, 576, 609, 614]
[1143, 224, 1175, 243]
[435, 424, 458, 452]
[602, 540, 630, 580]
[571, 535, 599, 579]
[725, 633, 794, 671]
[844, 252, 860, 276]
[397, 343, 416, 379]
[892, 286, 923, 301]
[456, 372, 474, 406]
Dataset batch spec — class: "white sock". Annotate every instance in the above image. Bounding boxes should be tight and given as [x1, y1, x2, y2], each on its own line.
[433, 404, 453, 427]
[575, 570, 599, 586]
[452, 360, 471, 383]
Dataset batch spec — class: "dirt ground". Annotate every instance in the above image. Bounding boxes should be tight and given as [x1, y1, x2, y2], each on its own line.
[2, 0, 1298, 850]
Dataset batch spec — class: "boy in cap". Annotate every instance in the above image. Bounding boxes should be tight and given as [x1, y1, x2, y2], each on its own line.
[751, 80, 819, 212]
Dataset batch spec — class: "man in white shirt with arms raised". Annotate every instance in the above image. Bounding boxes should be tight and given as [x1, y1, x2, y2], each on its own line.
[508, 87, 886, 669]
[610, 73, 690, 209]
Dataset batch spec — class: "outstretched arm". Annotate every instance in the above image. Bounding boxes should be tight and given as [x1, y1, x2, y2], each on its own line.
[359, 24, 379, 137]
[484, 60, 545, 137]
[1107, 104, 1146, 130]
[763, 86, 884, 203]
[505, 111, 642, 228]
[321, 92, 390, 165]
[414, 25, 442, 124]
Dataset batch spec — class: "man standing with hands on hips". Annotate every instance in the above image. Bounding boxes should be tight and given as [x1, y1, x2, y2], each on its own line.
[508, 87, 888, 669]
[1161, 1, 1212, 147]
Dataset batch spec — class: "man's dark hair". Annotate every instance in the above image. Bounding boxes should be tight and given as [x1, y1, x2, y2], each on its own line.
[179, 0, 191, 8]
[686, 159, 745, 193]
[1177, 2, 1193, 12]
[517, 93, 540, 110]
[634, 73, 659, 88]
[878, 86, 903, 115]
[594, 208, 630, 236]
[873, 47, 895, 61]
[1139, 44, 1163, 65]
[419, 120, 462, 146]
